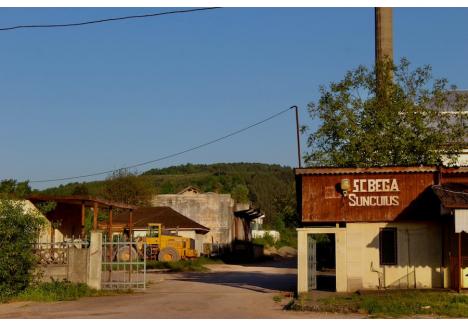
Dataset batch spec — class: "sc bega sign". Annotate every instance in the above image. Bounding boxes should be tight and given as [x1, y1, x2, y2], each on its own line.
[348, 178, 400, 207]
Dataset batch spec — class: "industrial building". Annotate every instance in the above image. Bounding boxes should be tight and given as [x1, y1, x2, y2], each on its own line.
[152, 186, 262, 254]
[295, 166, 468, 293]
[109, 206, 210, 256]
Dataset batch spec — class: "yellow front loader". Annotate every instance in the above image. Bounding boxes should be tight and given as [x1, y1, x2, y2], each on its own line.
[116, 223, 198, 262]
[143, 223, 198, 262]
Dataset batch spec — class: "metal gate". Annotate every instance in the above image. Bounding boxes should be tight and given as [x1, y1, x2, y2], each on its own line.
[307, 235, 317, 291]
[102, 239, 146, 290]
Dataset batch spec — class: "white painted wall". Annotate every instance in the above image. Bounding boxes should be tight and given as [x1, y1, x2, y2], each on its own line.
[297, 221, 445, 293]
[252, 230, 281, 242]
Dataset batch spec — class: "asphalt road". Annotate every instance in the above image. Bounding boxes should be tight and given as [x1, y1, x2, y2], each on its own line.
[0, 259, 357, 318]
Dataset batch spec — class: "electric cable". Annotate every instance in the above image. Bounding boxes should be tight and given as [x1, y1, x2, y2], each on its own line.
[28, 106, 296, 183]
[0, 7, 222, 32]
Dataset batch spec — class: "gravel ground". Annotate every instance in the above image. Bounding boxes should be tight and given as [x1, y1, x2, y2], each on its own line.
[0, 259, 362, 319]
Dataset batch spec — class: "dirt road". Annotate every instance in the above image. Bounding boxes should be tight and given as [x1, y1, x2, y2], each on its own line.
[0, 260, 358, 318]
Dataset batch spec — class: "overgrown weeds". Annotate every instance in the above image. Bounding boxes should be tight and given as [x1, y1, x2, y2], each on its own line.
[285, 290, 468, 318]
[2, 280, 131, 303]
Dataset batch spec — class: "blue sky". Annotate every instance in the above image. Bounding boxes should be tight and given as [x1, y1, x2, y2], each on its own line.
[1, 7, 467, 188]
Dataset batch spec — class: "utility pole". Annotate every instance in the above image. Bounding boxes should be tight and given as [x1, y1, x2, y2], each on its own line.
[291, 106, 302, 168]
[375, 7, 393, 64]
[375, 7, 394, 98]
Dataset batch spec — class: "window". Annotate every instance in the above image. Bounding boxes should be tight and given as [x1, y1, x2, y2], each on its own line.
[147, 225, 160, 238]
[379, 228, 397, 265]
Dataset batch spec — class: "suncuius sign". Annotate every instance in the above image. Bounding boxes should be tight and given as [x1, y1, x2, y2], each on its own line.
[348, 178, 400, 207]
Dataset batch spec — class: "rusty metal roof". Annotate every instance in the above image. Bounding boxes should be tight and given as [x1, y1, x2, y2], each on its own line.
[432, 183, 468, 209]
[234, 208, 264, 221]
[295, 166, 468, 175]
[112, 206, 210, 234]
[28, 194, 137, 210]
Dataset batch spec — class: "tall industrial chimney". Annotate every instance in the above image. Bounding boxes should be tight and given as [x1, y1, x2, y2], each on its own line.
[375, 7, 393, 63]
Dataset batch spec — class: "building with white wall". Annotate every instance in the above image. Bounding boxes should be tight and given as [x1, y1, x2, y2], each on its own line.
[295, 166, 468, 293]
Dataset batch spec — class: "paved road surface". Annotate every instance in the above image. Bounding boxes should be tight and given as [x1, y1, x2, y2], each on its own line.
[0, 260, 359, 318]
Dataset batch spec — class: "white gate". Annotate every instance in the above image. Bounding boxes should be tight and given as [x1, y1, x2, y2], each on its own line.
[102, 239, 146, 290]
[307, 235, 317, 291]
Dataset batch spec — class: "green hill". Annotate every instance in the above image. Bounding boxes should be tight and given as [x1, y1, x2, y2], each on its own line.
[40, 163, 297, 228]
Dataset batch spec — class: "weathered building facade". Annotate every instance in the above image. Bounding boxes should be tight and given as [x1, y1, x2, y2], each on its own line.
[152, 189, 235, 248]
[152, 187, 260, 253]
[106, 206, 210, 256]
[295, 166, 468, 293]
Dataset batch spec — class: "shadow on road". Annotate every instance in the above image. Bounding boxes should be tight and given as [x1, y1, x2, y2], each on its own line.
[177, 269, 296, 293]
[239, 258, 297, 269]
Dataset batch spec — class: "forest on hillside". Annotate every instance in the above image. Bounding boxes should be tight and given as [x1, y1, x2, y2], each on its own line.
[40, 163, 298, 230]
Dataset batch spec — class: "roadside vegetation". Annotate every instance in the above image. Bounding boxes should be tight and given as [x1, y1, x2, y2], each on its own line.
[0, 199, 45, 302]
[1, 280, 131, 303]
[14, 280, 130, 303]
[0, 195, 126, 304]
[285, 290, 468, 318]
[252, 229, 297, 249]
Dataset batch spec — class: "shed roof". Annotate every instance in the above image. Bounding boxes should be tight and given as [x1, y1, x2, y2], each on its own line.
[113, 207, 210, 234]
[432, 183, 468, 209]
[28, 194, 137, 210]
[234, 208, 264, 221]
[295, 166, 468, 176]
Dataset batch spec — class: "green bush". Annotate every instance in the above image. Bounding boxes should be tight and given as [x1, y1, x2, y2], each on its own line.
[0, 200, 45, 301]
[11, 280, 129, 303]
[252, 232, 276, 247]
[253, 228, 297, 249]
[17, 281, 94, 302]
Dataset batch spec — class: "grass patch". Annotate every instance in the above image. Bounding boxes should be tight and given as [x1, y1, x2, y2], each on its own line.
[273, 295, 283, 303]
[286, 290, 468, 318]
[146, 256, 223, 272]
[4, 281, 132, 303]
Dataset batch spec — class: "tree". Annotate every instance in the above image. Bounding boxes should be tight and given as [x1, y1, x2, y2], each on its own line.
[272, 184, 298, 228]
[231, 184, 250, 204]
[304, 58, 467, 167]
[101, 169, 155, 206]
[0, 179, 31, 199]
[71, 184, 89, 196]
[0, 200, 45, 300]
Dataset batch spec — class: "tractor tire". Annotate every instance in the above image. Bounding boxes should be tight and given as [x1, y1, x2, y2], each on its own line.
[116, 245, 139, 262]
[158, 247, 180, 262]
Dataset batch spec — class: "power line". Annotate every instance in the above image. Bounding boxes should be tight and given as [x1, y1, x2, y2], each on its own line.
[0, 7, 222, 32]
[28, 106, 296, 184]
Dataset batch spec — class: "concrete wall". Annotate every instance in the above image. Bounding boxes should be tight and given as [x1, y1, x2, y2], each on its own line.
[297, 221, 445, 293]
[152, 193, 235, 246]
[297, 227, 347, 293]
[18, 200, 64, 243]
[36, 232, 102, 290]
[87, 231, 102, 290]
[346, 221, 444, 291]
[37, 247, 88, 283]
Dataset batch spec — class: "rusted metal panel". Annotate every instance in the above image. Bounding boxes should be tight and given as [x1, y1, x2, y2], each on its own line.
[295, 166, 439, 175]
[299, 170, 442, 222]
[295, 166, 468, 176]
[28, 194, 137, 210]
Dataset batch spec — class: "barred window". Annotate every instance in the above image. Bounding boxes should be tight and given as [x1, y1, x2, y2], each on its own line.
[379, 228, 397, 265]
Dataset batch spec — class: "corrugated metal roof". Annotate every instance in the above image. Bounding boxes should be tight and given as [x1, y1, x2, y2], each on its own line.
[113, 207, 210, 234]
[432, 183, 468, 209]
[295, 166, 468, 175]
[28, 194, 137, 209]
